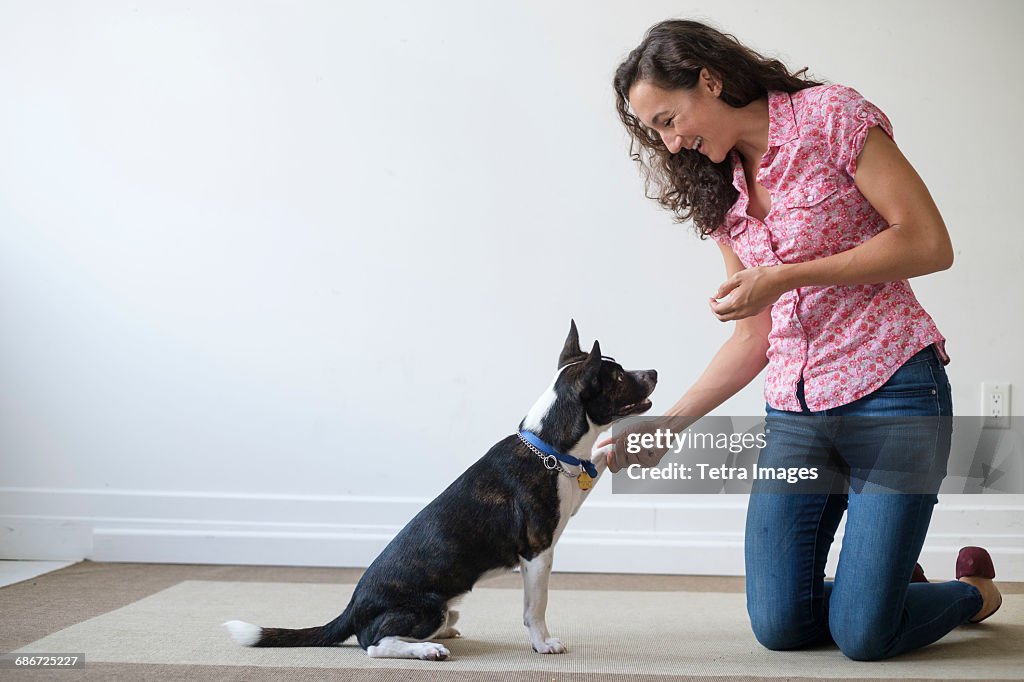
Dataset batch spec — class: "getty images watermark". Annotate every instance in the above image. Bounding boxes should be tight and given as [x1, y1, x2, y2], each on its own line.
[623, 426, 817, 484]
[609, 415, 1023, 494]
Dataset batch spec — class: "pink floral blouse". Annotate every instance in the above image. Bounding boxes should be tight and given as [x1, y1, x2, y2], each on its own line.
[710, 84, 947, 412]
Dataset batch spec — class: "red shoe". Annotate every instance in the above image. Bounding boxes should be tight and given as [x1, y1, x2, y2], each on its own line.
[956, 546, 1001, 623]
[956, 546, 995, 579]
[910, 562, 928, 583]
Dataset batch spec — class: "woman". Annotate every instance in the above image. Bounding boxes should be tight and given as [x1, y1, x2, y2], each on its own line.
[599, 19, 1001, 661]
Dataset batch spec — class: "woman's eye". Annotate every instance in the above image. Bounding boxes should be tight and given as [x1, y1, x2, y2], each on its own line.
[663, 118, 674, 128]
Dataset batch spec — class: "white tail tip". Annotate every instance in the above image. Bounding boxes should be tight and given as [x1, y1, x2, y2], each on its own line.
[222, 620, 262, 646]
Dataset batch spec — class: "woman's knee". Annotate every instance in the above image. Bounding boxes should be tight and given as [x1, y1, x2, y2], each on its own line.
[829, 618, 894, 661]
[748, 606, 823, 651]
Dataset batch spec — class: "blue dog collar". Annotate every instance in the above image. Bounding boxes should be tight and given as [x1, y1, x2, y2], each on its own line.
[518, 430, 598, 479]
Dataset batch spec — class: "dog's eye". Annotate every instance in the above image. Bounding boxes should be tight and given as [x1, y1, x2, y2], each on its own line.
[616, 373, 624, 382]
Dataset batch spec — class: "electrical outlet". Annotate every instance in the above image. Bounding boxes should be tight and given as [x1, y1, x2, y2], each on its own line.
[982, 382, 1011, 429]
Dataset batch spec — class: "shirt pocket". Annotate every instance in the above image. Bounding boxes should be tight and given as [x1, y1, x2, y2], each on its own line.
[782, 181, 839, 211]
[771, 181, 841, 260]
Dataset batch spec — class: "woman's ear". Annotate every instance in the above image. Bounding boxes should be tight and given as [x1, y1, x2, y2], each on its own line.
[700, 67, 722, 97]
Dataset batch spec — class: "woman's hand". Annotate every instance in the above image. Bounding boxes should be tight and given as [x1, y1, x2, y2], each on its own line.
[709, 266, 788, 321]
[594, 417, 676, 474]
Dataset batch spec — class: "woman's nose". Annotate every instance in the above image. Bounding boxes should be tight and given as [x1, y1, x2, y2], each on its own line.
[660, 131, 683, 154]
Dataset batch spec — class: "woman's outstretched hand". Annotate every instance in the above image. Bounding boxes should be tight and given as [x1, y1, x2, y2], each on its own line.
[594, 417, 675, 474]
[710, 265, 788, 321]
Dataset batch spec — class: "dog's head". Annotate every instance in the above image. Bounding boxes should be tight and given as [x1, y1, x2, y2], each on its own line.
[521, 320, 657, 451]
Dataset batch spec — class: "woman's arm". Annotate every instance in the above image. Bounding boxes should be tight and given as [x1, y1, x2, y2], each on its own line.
[776, 127, 953, 287]
[602, 241, 771, 473]
[666, 241, 772, 419]
[710, 127, 954, 322]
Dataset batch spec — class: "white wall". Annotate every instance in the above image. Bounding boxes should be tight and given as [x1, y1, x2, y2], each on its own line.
[1, 0, 1022, 578]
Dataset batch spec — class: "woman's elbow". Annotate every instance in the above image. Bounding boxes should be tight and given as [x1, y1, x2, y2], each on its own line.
[928, 218, 955, 271]
[915, 225, 954, 273]
[733, 328, 770, 367]
[931, 240, 954, 272]
[895, 221, 953, 273]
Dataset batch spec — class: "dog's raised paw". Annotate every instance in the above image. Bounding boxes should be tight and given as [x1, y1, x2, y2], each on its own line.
[533, 637, 566, 654]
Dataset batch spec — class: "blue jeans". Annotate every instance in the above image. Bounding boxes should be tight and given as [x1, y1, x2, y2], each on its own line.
[745, 345, 983, 661]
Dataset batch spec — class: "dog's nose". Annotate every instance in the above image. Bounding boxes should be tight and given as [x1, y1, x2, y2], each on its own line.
[647, 369, 658, 383]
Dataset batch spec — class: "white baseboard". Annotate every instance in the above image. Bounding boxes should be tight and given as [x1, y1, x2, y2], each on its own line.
[2, 487, 1022, 579]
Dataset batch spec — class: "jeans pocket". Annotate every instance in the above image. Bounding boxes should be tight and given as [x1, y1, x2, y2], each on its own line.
[873, 357, 939, 398]
[848, 355, 943, 417]
[873, 384, 938, 399]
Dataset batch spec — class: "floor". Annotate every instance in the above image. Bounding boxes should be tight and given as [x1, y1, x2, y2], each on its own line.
[1, 561, 1019, 681]
[0, 559, 76, 588]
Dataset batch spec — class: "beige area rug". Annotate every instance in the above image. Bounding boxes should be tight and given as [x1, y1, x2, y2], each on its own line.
[10, 579, 1022, 679]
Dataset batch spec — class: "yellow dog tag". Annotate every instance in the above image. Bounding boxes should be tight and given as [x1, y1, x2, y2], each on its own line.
[577, 471, 593, 490]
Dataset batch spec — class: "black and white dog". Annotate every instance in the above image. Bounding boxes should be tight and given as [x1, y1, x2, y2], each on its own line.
[224, 321, 656, 660]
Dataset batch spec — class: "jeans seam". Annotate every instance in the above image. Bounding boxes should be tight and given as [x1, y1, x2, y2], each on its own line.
[927, 363, 942, 460]
[809, 489, 838, 624]
[891, 494, 939, 650]
[928, 363, 940, 415]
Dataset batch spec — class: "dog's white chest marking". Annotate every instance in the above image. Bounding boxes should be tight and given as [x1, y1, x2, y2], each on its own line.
[558, 422, 608, 519]
[522, 375, 560, 434]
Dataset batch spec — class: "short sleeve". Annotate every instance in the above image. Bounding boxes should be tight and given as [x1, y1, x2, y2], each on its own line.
[707, 225, 730, 247]
[820, 85, 894, 179]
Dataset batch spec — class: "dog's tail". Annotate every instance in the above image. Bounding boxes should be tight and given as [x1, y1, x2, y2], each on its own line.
[223, 605, 355, 648]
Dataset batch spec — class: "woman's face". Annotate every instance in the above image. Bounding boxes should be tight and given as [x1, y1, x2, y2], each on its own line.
[628, 70, 730, 163]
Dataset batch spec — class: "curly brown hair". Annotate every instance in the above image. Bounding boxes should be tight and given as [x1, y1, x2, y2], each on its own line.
[613, 20, 822, 238]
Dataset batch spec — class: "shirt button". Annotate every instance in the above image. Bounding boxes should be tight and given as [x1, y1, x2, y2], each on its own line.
[858, 110, 868, 119]
[806, 193, 815, 201]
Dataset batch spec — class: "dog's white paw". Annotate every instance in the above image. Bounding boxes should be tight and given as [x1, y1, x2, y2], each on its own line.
[367, 638, 451, 660]
[414, 642, 451, 660]
[533, 637, 566, 654]
[590, 441, 613, 472]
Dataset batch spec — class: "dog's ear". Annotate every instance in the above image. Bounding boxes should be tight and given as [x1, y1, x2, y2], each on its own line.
[578, 339, 602, 389]
[558, 319, 582, 369]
